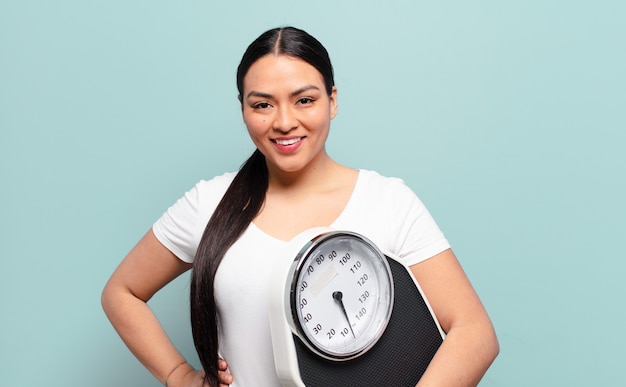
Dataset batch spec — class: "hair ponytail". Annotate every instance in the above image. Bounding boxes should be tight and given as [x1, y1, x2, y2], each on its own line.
[190, 149, 268, 385]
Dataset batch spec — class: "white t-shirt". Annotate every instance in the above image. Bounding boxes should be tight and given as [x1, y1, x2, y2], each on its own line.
[153, 169, 450, 387]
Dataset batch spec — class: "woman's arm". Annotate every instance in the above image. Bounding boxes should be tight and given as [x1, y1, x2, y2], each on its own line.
[410, 249, 499, 386]
[101, 230, 233, 386]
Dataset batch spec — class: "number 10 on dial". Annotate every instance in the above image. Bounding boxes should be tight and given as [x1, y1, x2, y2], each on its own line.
[289, 231, 394, 361]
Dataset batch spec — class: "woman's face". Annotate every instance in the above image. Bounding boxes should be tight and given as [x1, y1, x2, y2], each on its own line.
[241, 54, 337, 176]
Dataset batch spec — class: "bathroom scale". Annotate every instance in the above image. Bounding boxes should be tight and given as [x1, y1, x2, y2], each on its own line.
[268, 228, 444, 386]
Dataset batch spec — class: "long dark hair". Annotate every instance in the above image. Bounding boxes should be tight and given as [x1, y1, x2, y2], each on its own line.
[190, 26, 335, 385]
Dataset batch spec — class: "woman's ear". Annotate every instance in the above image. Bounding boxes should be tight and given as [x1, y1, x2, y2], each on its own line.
[329, 86, 338, 120]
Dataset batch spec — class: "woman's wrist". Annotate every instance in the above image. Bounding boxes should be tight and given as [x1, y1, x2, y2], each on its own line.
[164, 361, 193, 387]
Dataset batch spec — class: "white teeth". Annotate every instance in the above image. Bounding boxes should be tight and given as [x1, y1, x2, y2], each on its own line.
[274, 137, 302, 146]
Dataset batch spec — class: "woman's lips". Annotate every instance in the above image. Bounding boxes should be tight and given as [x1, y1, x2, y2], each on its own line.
[271, 136, 304, 153]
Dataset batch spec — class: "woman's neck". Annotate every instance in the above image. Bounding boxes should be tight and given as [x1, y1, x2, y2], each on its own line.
[255, 153, 359, 241]
[266, 152, 346, 193]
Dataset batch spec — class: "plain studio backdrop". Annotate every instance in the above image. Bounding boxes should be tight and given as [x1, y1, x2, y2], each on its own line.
[1, 1, 624, 386]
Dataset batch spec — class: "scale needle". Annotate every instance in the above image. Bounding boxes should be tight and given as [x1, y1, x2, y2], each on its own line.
[333, 291, 356, 338]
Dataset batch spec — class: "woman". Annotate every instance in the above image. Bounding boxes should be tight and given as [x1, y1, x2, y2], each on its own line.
[102, 26, 499, 387]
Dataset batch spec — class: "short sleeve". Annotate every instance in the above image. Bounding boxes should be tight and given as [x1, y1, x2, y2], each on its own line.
[152, 173, 236, 263]
[390, 180, 450, 266]
[335, 170, 450, 268]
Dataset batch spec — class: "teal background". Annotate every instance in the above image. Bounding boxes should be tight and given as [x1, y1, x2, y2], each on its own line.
[1, 0, 624, 385]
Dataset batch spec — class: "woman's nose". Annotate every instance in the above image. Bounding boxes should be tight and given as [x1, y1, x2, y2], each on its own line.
[272, 106, 298, 133]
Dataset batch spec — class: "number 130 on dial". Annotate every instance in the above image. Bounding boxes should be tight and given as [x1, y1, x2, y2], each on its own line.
[289, 231, 394, 361]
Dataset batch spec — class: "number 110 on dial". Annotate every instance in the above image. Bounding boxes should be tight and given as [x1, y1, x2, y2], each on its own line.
[290, 232, 394, 361]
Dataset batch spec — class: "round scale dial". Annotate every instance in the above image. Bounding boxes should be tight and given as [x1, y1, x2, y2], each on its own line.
[289, 231, 394, 361]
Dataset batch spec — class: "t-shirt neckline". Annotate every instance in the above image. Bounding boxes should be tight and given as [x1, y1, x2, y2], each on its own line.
[250, 169, 364, 243]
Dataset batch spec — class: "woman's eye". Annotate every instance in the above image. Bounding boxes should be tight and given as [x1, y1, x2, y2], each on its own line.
[297, 97, 314, 105]
[253, 102, 271, 109]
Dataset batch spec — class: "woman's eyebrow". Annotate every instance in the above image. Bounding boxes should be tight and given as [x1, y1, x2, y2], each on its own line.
[246, 85, 321, 100]
[290, 85, 320, 97]
[246, 91, 273, 100]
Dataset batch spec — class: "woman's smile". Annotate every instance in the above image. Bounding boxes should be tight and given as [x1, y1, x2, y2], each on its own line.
[271, 136, 305, 153]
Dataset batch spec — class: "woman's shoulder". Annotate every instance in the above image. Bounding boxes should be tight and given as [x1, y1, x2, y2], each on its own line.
[173, 171, 238, 212]
[358, 169, 405, 183]
[356, 169, 415, 197]
[182, 171, 235, 200]
[194, 171, 238, 191]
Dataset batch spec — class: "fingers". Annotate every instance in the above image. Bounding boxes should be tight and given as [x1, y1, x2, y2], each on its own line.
[217, 358, 233, 385]
[218, 370, 233, 385]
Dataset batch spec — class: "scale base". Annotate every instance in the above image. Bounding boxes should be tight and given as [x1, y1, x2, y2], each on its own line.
[291, 256, 443, 386]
